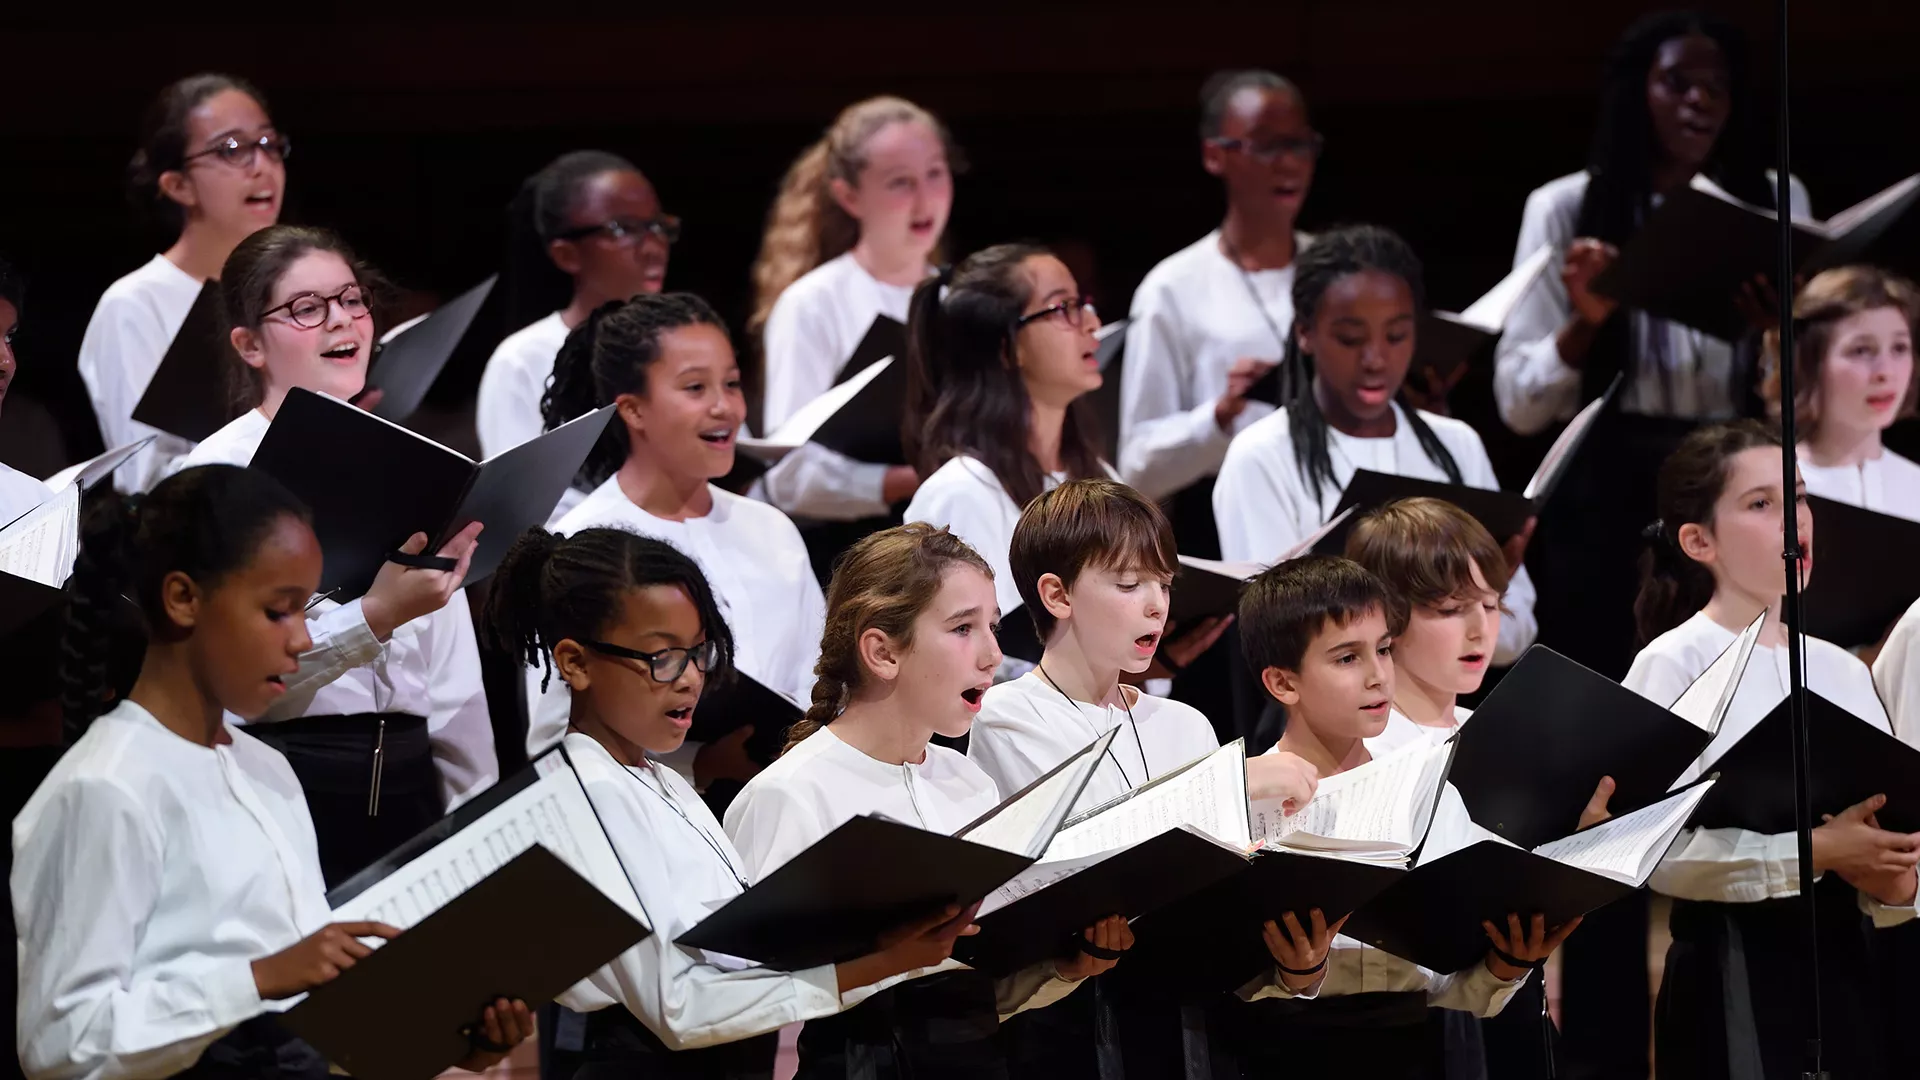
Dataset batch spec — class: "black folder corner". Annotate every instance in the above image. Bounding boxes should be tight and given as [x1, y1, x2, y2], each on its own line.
[692, 671, 803, 765]
[1803, 495, 1920, 648]
[834, 316, 908, 386]
[0, 573, 64, 639]
[283, 844, 648, 1080]
[1450, 646, 1711, 850]
[675, 815, 1033, 970]
[995, 605, 1046, 666]
[1695, 690, 1920, 835]
[1169, 557, 1256, 629]
[1312, 470, 1532, 555]
[130, 280, 244, 444]
[367, 275, 498, 423]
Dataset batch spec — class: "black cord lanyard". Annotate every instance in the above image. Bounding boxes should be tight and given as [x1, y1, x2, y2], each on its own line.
[622, 760, 750, 891]
[1219, 233, 1295, 360]
[1037, 665, 1151, 789]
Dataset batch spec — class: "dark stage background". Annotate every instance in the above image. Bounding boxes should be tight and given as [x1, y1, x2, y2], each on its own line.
[3, 1, 1917, 480]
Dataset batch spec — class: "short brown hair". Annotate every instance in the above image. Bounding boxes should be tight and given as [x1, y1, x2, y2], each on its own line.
[1344, 498, 1511, 613]
[1239, 555, 1407, 677]
[1761, 265, 1920, 438]
[1009, 479, 1178, 643]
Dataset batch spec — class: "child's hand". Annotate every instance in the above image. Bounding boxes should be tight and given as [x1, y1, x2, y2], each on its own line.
[1247, 751, 1319, 815]
[837, 903, 982, 993]
[1053, 915, 1134, 980]
[455, 997, 535, 1072]
[251, 921, 400, 999]
[1814, 795, 1920, 900]
[693, 726, 762, 791]
[1562, 239, 1620, 328]
[1482, 913, 1581, 981]
[1578, 776, 1616, 830]
[1262, 908, 1347, 991]
[361, 523, 484, 640]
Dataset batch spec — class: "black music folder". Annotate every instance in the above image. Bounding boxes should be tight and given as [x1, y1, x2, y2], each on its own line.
[366, 276, 497, 423]
[1344, 781, 1713, 975]
[1448, 645, 1716, 848]
[250, 388, 614, 598]
[1521, 374, 1622, 510]
[1593, 173, 1920, 341]
[741, 356, 909, 468]
[130, 280, 243, 444]
[693, 671, 803, 765]
[1167, 555, 1264, 628]
[1311, 470, 1533, 555]
[677, 730, 1113, 970]
[1804, 495, 1920, 648]
[41, 437, 157, 493]
[1693, 691, 1920, 835]
[835, 315, 907, 385]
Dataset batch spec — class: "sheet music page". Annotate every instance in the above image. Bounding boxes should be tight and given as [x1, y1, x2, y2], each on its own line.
[331, 765, 644, 935]
[1042, 741, 1249, 862]
[1533, 782, 1714, 885]
[959, 728, 1116, 857]
[1523, 388, 1612, 500]
[1669, 613, 1764, 732]
[0, 483, 78, 587]
[1177, 554, 1267, 581]
[1824, 173, 1920, 235]
[1457, 244, 1555, 331]
[975, 848, 1122, 917]
[42, 437, 157, 493]
[764, 358, 893, 445]
[1281, 506, 1357, 561]
[1272, 741, 1450, 856]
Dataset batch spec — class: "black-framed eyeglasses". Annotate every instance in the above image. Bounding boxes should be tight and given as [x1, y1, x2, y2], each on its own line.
[584, 638, 720, 683]
[1016, 296, 1098, 330]
[556, 215, 683, 247]
[261, 285, 371, 330]
[182, 133, 292, 170]
[1208, 132, 1325, 163]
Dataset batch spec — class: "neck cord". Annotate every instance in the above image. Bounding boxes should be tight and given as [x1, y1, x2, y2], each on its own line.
[1037, 664, 1151, 788]
[621, 758, 749, 891]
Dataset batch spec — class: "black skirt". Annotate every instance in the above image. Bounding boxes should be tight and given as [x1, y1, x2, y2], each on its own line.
[1206, 992, 1450, 1080]
[541, 1001, 778, 1080]
[795, 969, 1007, 1080]
[247, 713, 443, 888]
[173, 1016, 330, 1080]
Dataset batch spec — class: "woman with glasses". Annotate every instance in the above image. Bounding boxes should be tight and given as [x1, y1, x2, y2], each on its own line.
[170, 224, 495, 887]
[478, 152, 678, 479]
[78, 73, 292, 493]
[530, 291, 825, 806]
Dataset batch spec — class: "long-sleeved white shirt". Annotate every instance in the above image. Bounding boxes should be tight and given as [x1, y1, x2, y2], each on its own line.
[1212, 401, 1538, 664]
[0, 460, 48, 523]
[12, 701, 334, 1080]
[556, 731, 850, 1048]
[1118, 230, 1303, 501]
[756, 252, 920, 521]
[1627, 610, 1910, 925]
[724, 725, 1079, 1017]
[74, 254, 202, 492]
[1876, 598, 1920, 748]
[475, 311, 570, 460]
[968, 670, 1218, 817]
[1799, 446, 1920, 524]
[1493, 170, 1811, 436]
[176, 408, 498, 809]
[529, 477, 826, 759]
[903, 456, 1060, 618]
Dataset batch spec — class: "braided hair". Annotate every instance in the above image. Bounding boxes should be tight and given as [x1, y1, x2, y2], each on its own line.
[482, 526, 734, 695]
[1633, 419, 1781, 644]
[59, 465, 311, 734]
[504, 150, 646, 332]
[1281, 224, 1463, 500]
[541, 291, 730, 489]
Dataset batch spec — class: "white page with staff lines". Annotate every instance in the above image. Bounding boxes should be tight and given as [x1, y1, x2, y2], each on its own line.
[0, 483, 78, 587]
[1042, 740, 1249, 862]
[1272, 740, 1452, 857]
[1532, 781, 1714, 885]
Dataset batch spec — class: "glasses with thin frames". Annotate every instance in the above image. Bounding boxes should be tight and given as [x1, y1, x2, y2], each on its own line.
[1016, 296, 1098, 330]
[584, 639, 721, 683]
[557, 215, 683, 247]
[261, 285, 370, 330]
[1209, 132, 1325, 163]
[182, 133, 292, 170]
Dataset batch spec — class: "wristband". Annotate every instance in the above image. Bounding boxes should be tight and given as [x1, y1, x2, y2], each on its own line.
[1488, 946, 1546, 972]
[1276, 957, 1327, 978]
[1078, 940, 1126, 961]
[386, 550, 459, 572]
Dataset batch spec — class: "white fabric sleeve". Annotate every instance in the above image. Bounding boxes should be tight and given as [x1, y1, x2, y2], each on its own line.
[992, 963, 1083, 1019]
[1211, 437, 1309, 564]
[75, 294, 192, 493]
[724, 781, 827, 883]
[1648, 827, 1802, 902]
[475, 347, 547, 459]
[1117, 299, 1232, 501]
[1875, 599, 1920, 749]
[759, 285, 889, 520]
[1235, 966, 1327, 1002]
[420, 596, 498, 810]
[13, 781, 266, 1080]
[1424, 960, 1528, 1017]
[264, 599, 382, 712]
[1493, 187, 1583, 437]
[758, 445, 891, 521]
[1860, 888, 1920, 929]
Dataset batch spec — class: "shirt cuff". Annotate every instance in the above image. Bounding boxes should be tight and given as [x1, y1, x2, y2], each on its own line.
[1862, 889, 1920, 929]
[794, 963, 846, 1013]
[206, 957, 268, 1031]
[1186, 399, 1232, 450]
[1237, 965, 1325, 1002]
[329, 598, 382, 657]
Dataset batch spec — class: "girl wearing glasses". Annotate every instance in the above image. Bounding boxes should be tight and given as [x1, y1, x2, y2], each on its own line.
[482, 526, 976, 1080]
[168, 224, 495, 887]
[479, 151, 678, 478]
[748, 96, 955, 526]
[78, 73, 291, 493]
[531, 292, 824, 801]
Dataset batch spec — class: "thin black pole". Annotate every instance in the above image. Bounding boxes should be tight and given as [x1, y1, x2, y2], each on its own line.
[1773, 0, 1824, 1076]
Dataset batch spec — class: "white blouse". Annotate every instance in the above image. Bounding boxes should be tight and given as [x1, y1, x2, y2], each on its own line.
[12, 701, 334, 1080]
[475, 311, 570, 460]
[0, 460, 48, 523]
[177, 408, 499, 810]
[1212, 401, 1538, 664]
[1366, 705, 1473, 758]
[903, 456, 1055, 618]
[1799, 446, 1920, 523]
[1876, 598, 1920, 748]
[968, 671, 1218, 816]
[1118, 230, 1298, 501]
[529, 477, 826, 758]
[1627, 610, 1908, 923]
[557, 732, 848, 1048]
[758, 252, 920, 521]
[1493, 170, 1811, 436]
[75, 254, 204, 491]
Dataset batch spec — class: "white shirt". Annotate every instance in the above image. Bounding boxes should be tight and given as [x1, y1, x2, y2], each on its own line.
[1627, 611, 1909, 923]
[903, 456, 1057, 618]
[1366, 706, 1473, 759]
[75, 254, 204, 492]
[12, 701, 333, 1080]
[1212, 401, 1539, 664]
[177, 408, 499, 809]
[1119, 230, 1299, 501]
[529, 478, 826, 758]
[1493, 170, 1812, 436]
[1876, 598, 1920, 748]
[968, 671, 1218, 816]
[0, 460, 48, 523]
[475, 311, 570, 460]
[1799, 446, 1920, 523]
[758, 252, 920, 520]
[556, 732, 848, 1048]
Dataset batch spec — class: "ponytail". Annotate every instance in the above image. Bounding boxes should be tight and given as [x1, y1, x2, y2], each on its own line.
[1632, 519, 1718, 645]
[60, 498, 145, 734]
[899, 265, 955, 472]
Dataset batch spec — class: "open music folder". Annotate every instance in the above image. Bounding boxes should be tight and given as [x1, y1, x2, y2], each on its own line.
[1593, 172, 1920, 341]
[1691, 690, 1920, 835]
[739, 315, 912, 469]
[129, 280, 244, 444]
[1521, 374, 1622, 508]
[0, 484, 79, 636]
[41, 437, 156, 493]
[692, 670, 804, 765]
[1167, 508, 1356, 627]
[280, 748, 650, 1080]
[249, 388, 614, 597]
[1802, 495, 1920, 648]
[674, 729, 1116, 971]
[1344, 780, 1716, 976]
[365, 275, 497, 423]
[1311, 470, 1534, 555]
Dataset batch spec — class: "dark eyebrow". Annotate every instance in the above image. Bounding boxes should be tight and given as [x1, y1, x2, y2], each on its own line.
[946, 605, 984, 623]
[1322, 637, 1367, 655]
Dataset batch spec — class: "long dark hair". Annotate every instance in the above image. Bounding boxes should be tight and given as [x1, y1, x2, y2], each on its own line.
[1633, 419, 1782, 643]
[219, 224, 383, 411]
[1281, 224, 1462, 501]
[1576, 10, 1772, 402]
[902, 243, 1104, 509]
[59, 465, 312, 733]
[504, 150, 645, 332]
[542, 291, 729, 489]
[126, 74, 272, 239]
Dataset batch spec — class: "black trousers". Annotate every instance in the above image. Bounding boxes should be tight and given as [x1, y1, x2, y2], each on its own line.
[796, 970, 1007, 1080]
[540, 1001, 778, 1080]
[1209, 993, 1453, 1080]
[175, 1017, 330, 1080]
